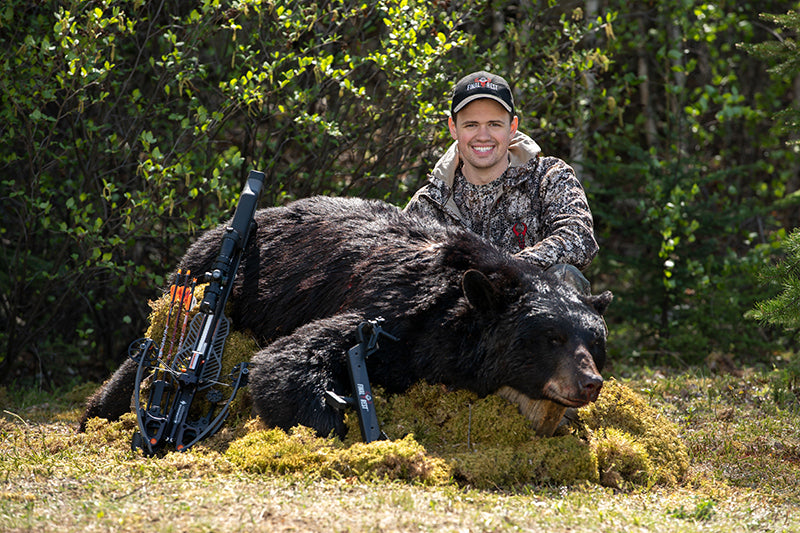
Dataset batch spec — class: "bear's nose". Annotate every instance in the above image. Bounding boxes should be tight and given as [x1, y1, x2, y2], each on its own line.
[581, 374, 603, 402]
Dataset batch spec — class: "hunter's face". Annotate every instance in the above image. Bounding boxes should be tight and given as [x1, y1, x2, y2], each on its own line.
[449, 98, 518, 185]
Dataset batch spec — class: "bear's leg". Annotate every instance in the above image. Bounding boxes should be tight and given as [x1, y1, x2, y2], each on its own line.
[248, 313, 367, 439]
[78, 357, 138, 431]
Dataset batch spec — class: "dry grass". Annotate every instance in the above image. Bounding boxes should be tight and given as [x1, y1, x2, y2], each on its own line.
[3, 361, 800, 532]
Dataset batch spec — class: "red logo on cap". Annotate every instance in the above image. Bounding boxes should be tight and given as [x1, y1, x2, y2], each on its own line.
[474, 76, 491, 87]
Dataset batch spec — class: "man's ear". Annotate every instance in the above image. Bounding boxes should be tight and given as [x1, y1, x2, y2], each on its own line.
[510, 115, 519, 135]
[462, 269, 498, 312]
[448, 116, 458, 140]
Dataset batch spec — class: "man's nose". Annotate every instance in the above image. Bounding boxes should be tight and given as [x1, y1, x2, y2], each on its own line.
[475, 125, 491, 138]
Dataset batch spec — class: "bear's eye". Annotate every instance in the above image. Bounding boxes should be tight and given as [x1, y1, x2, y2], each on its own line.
[589, 336, 604, 351]
[546, 332, 566, 347]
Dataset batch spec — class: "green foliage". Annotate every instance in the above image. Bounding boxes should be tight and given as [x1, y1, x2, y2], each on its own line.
[586, 0, 800, 365]
[741, 9, 800, 145]
[0, 0, 469, 385]
[744, 9, 800, 339]
[0, 0, 250, 384]
[452, 2, 618, 155]
[218, 0, 470, 203]
[1, 0, 799, 386]
[748, 227, 800, 331]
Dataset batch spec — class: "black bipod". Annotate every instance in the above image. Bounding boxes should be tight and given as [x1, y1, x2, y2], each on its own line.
[325, 318, 398, 443]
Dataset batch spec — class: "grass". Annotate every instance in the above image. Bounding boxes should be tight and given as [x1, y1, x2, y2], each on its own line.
[2, 361, 800, 532]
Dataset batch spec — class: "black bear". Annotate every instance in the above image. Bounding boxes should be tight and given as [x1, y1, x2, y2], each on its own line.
[81, 196, 612, 438]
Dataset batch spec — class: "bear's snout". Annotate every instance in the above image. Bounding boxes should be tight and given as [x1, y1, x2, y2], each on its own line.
[578, 372, 603, 403]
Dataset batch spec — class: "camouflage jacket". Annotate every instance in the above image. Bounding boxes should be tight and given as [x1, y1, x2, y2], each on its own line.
[404, 131, 598, 270]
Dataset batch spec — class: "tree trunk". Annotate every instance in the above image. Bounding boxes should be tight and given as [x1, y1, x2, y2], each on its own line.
[638, 16, 658, 148]
[569, 0, 599, 185]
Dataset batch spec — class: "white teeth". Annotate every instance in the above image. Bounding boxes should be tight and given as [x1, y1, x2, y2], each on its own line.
[474, 146, 492, 153]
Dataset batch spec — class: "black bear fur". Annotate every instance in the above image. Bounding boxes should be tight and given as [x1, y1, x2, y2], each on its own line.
[80, 196, 612, 438]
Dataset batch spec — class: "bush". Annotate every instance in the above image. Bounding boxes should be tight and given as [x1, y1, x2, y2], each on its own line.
[1, 0, 614, 385]
[2, 0, 797, 385]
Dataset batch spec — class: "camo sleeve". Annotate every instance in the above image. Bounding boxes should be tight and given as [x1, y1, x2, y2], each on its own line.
[514, 157, 598, 270]
[404, 185, 444, 221]
[404, 182, 461, 226]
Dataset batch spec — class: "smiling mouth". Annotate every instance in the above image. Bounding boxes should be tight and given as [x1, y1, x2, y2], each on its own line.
[472, 145, 494, 154]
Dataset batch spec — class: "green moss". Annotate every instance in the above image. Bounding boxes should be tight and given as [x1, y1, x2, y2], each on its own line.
[380, 383, 533, 453]
[82, 412, 138, 448]
[373, 383, 599, 488]
[226, 425, 335, 477]
[579, 378, 690, 485]
[225, 423, 451, 485]
[593, 427, 652, 488]
[138, 289, 689, 490]
[449, 435, 598, 488]
[359, 379, 689, 489]
[333, 434, 452, 484]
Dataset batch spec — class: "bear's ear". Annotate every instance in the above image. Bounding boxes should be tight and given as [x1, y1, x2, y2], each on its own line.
[462, 269, 498, 312]
[587, 290, 613, 315]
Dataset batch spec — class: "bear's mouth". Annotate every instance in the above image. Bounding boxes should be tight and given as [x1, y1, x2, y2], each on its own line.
[543, 381, 601, 407]
[549, 395, 590, 407]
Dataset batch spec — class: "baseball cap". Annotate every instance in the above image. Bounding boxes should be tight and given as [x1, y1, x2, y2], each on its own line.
[450, 71, 515, 116]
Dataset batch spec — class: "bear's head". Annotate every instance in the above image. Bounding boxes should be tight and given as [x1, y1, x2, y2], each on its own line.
[461, 268, 612, 408]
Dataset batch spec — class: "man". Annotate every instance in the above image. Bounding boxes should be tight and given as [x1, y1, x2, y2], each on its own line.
[404, 71, 598, 293]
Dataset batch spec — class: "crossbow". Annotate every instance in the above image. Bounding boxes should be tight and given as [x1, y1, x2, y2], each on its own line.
[129, 170, 265, 455]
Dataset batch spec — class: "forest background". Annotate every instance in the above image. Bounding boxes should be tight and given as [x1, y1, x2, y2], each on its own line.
[1, 0, 799, 388]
